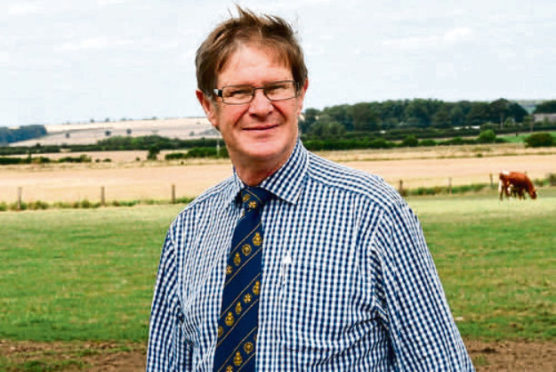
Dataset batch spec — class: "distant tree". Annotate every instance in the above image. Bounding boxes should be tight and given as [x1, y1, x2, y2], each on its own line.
[508, 102, 528, 122]
[524, 132, 555, 147]
[487, 99, 526, 126]
[300, 108, 320, 134]
[105, 130, 112, 137]
[90, 118, 95, 123]
[480, 122, 497, 131]
[477, 129, 496, 143]
[533, 100, 556, 114]
[449, 104, 466, 126]
[321, 104, 353, 131]
[147, 145, 160, 160]
[489, 98, 511, 128]
[0, 125, 47, 144]
[432, 105, 452, 128]
[308, 115, 345, 138]
[126, 128, 132, 136]
[523, 115, 534, 132]
[105, 117, 110, 122]
[378, 100, 408, 128]
[352, 102, 381, 131]
[401, 135, 419, 147]
[404, 99, 441, 128]
[466, 102, 490, 126]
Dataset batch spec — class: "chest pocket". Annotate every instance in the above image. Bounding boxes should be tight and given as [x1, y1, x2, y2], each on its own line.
[279, 252, 359, 353]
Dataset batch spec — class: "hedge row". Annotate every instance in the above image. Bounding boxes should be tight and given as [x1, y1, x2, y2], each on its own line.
[3, 121, 555, 156]
[165, 147, 229, 160]
[0, 196, 194, 212]
[0, 154, 93, 165]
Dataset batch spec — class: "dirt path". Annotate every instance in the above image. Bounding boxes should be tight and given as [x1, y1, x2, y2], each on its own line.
[1, 340, 554, 371]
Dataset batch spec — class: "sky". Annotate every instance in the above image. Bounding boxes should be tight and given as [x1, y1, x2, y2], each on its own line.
[1, 0, 555, 126]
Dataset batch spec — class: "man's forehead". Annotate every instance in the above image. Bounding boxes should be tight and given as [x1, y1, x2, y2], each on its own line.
[217, 42, 291, 77]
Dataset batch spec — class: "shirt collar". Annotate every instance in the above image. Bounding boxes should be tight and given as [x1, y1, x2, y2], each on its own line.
[226, 139, 308, 206]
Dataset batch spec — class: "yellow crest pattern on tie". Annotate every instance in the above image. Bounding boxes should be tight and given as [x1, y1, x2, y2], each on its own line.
[252, 232, 262, 246]
[214, 187, 271, 372]
[241, 244, 252, 256]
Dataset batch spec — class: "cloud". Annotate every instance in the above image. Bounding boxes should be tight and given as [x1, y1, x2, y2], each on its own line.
[96, 0, 132, 6]
[55, 37, 134, 51]
[0, 51, 11, 67]
[8, 2, 42, 15]
[443, 27, 473, 42]
[382, 27, 474, 49]
[381, 35, 437, 49]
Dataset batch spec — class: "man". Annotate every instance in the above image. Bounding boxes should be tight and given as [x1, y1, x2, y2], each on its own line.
[147, 8, 474, 371]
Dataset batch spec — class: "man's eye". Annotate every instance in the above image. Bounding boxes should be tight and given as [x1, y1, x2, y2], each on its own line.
[265, 84, 287, 93]
[226, 87, 252, 97]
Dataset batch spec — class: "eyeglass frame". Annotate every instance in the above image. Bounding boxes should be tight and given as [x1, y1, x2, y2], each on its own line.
[212, 80, 300, 105]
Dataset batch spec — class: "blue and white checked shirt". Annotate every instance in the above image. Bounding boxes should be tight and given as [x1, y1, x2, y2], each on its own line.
[147, 140, 474, 371]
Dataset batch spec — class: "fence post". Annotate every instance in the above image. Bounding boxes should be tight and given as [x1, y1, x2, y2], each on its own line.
[448, 177, 452, 194]
[17, 187, 22, 210]
[398, 180, 403, 194]
[171, 184, 176, 204]
[489, 173, 494, 189]
[100, 186, 106, 206]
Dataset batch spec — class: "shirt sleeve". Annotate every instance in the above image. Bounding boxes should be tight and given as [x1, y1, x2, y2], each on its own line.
[146, 229, 192, 371]
[370, 201, 474, 371]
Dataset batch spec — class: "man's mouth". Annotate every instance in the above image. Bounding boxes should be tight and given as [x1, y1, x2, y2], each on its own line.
[243, 124, 279, 131]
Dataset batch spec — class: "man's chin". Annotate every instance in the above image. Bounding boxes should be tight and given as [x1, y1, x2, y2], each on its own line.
[236, 143, 289, 164]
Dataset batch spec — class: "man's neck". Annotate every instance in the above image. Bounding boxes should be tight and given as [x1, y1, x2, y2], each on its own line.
[234, 158, 284, 186]
[232, 145, 296, 186]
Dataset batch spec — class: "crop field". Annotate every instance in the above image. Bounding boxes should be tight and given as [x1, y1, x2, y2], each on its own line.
[1, 143, 555, 204]
[0, 190, 555, 370]
[11, 117, 215, 147]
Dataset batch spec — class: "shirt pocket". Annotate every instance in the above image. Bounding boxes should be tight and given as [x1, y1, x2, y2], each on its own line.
[278, 259, 357, 356]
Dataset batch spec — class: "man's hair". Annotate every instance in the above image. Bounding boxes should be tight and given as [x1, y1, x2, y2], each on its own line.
[195, 7, 308, 97]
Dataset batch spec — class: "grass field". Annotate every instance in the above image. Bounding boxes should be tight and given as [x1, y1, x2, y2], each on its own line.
[0, 191, 555, 369]
[409, 190, 556, 341]
[0, 205, 184, 342]
[1, 191, 554, 342]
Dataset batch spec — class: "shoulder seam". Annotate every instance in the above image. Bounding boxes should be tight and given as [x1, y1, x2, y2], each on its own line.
[306, 153, 402, 209]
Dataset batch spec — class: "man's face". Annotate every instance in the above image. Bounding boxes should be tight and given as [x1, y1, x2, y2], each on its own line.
[197, 43, 307, 172]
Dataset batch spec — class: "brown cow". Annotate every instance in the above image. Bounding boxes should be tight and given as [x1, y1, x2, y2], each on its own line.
[499, 171, 537, 200]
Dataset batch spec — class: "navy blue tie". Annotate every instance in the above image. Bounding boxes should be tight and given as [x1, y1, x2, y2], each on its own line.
[213, 187, 271, 372]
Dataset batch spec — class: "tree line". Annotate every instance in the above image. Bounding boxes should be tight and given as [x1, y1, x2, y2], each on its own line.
[0, 125, 47, 145]
[533, 100, 556, 114]
[1, 99, 555, 154]
[299, 98, 536, 138]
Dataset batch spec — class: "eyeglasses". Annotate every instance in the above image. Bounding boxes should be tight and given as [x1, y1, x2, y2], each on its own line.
[213, 80, 299, 105]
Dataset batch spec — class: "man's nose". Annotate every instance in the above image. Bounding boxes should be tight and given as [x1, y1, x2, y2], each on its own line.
[248, 89, 273, 115]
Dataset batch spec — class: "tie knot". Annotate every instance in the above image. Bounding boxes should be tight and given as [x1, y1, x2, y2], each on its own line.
[240, 187, 272, 212]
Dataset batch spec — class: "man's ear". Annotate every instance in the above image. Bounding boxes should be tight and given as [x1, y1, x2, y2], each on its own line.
[196, 90, 219, 129]
[295, 78, 309, 117]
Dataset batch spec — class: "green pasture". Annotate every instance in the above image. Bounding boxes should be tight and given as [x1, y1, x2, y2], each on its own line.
[0, 192, 554, 344]
[0, 205, 184, 342]
[408, 189, 556, 341]
[499, 130, 556, 143]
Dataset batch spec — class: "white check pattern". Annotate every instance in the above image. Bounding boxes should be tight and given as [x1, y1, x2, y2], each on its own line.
[147, 140, 474, 371]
